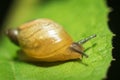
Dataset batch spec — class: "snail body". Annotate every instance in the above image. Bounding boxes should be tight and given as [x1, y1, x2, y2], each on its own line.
[6, 18, 96, 62]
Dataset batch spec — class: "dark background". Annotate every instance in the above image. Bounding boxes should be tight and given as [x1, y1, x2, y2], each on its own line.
[0, 0, 120, 80]
[107, 0, 120, 80]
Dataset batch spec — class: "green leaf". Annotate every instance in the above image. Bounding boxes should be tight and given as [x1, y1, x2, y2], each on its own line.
[0, 0, 113, 80]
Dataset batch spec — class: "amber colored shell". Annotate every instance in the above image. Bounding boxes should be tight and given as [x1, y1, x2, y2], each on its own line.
[17, 19, 82, 62]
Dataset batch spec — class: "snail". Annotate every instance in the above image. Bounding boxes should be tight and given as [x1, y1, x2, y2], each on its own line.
[6, 18, 96, 62]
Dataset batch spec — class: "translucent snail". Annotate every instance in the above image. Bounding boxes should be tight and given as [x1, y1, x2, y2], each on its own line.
[6, 18, 96, 62]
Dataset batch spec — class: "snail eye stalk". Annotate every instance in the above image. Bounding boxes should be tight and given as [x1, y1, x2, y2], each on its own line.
[78, 34, 96, 44]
